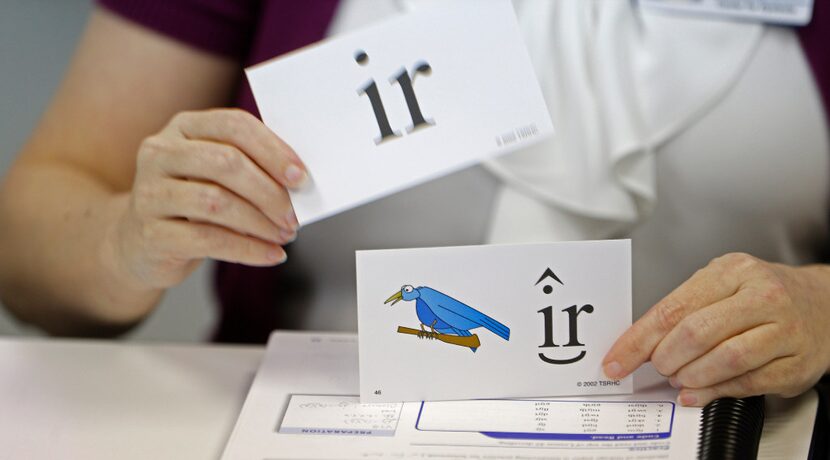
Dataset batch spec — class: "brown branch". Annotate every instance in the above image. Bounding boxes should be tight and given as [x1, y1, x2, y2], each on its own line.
[397, 326, 481, 348]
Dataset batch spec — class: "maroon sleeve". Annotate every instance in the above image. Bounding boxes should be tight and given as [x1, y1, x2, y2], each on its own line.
[799, 0, 830, 124]
[96, 0, 261, 60]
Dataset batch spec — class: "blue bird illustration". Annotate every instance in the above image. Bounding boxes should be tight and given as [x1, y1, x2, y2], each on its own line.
[384, 285, 510, 352]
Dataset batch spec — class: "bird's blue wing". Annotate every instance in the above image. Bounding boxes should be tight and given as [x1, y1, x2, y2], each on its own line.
[420, 287, 510, 341]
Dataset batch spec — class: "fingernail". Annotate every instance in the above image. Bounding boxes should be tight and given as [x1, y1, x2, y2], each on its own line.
[282, 212, 298, 231]
[267, 248, 286, 263]
[679, 392, 698, 406]
[279, 229, 296, 243]
[284, 164, 308, 187]
[603, 361, 623, 379]
[669, 376, 680, 389]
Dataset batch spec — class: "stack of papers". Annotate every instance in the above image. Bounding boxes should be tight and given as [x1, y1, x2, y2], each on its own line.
[221, 333, 817, 459]
[222, 332, 700, 459]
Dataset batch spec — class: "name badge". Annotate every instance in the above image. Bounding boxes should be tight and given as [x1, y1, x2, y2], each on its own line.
[640, 0, 814, 26]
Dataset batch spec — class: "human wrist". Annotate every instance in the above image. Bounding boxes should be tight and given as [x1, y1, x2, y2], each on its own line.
[95, 194, 162, 324]
[795, 264, 830, 375]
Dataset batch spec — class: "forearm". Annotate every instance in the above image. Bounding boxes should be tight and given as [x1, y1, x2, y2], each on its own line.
[0, 159, 162, 336]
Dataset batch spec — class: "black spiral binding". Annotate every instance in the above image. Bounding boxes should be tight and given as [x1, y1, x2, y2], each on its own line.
[697, 396, 765, 460]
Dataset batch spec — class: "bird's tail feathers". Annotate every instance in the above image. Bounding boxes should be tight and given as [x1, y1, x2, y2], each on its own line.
[478, 316, 510, 341]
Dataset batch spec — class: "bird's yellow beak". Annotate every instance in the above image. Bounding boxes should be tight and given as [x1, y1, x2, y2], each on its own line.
[384, 291, 403, 306]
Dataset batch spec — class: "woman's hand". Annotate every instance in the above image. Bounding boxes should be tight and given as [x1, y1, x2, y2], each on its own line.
[111, 109, 306, 290]
[603, 253, 830, 406]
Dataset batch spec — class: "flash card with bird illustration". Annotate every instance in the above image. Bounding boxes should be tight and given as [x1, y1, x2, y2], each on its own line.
[356, 240, 632, 403]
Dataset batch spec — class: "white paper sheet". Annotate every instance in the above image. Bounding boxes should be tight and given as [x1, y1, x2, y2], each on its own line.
[223, 332, 710, 459]
[222, 335, 817, 459]
[246, 0, 553, 225]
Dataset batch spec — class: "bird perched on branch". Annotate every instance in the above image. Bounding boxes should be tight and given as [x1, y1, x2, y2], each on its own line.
[384, 285, 510, 352]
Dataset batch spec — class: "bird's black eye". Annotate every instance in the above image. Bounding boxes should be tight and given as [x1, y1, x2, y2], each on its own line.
[404, 285, 413, 293]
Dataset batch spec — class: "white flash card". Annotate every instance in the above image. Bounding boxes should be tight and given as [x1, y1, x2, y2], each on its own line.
[356, 240, 632, 403]
[246, 0, 553, 225]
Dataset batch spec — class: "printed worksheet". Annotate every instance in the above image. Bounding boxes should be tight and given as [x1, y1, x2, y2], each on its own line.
[222, 332, 704, 460]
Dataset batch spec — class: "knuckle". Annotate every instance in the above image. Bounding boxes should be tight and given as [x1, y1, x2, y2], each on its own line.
[758, 278, 788, 305]
[782, 319, 805, 350]
[654, 298, 686, 332]
[228, 108, 255, 122]
[132, 184, 156, 212]
[726, 252, 760, 272]
[219, 235, 260, 265]
[650, 354, 672, 377]
[722, 341, 748, 372]
[192, 224, 220, 250]
[763, 366, 788, 396]
[170, 110, 195, 126]
[213, 234, 231, 254]
[706, 255, 727, 271]
[680, 316, 710, 348]
[736, 372, 757, 395]
[619, 332, 647, 359]
[212, 145, 243, 173]
[788, 367, 815, 397]
[777, 369, 806, 397]
[199, 186, 228, 215]
[711, 252, 752, 272]
[692, 257, 724, 277]
[138, 136, 168, 163]
[244, 238, 264, 259]
[223, 109, 253, 131]
[780, 388, 801, 398]
[140, 220, 163, 243]
[679, 369, 702, 389]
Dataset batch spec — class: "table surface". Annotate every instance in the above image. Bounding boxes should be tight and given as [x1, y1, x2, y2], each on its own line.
[0, 337, 263, 460]
[0, 336, 819, 460]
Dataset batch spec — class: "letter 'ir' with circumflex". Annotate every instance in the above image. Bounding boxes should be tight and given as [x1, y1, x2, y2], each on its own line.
[535, 268, 594, 364]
